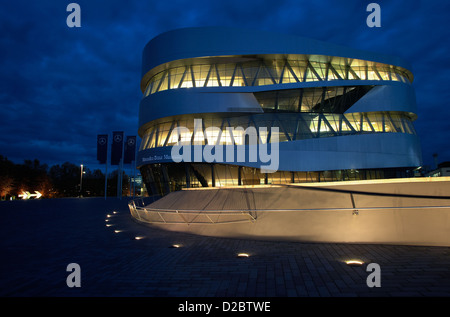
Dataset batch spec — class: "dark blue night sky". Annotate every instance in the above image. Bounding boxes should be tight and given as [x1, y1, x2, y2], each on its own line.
[1, 0, 449, 172]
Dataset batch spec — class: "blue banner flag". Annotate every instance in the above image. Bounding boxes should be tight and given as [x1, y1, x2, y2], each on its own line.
[97, 134, 108, 164]
[124, 136, 136, 164]
[111, 131, 124, 165]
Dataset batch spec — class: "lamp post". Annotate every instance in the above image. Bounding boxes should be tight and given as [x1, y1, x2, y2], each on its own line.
[80, 164, 84, 197]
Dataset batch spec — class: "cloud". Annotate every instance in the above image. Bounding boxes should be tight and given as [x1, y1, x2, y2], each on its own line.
[0, 0, 449, 170]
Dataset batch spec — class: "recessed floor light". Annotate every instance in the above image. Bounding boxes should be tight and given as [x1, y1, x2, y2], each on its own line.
[237, 253, 250, 258]
[134, 236, 145, 240]
[345, 260, 364, 266]
[170, 244, 181, 248]
[114, 230, 123, 233]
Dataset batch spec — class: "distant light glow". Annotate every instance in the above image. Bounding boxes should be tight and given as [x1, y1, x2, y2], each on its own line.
[171, 244, 181, 248]
[134, 236, 145, 240]
[237, 253, 250, 257]
[114, 230, 122, 233]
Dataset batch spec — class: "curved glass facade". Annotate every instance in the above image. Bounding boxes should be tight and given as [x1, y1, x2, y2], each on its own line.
[141, 163, 414, 197]
[143, 55, 412, 97]
[140, 111, 416, 151]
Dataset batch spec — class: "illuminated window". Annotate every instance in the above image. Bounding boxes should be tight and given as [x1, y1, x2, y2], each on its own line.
[143, 56, 412, 95]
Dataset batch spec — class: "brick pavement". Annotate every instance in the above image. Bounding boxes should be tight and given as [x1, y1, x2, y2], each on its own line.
[0, 197, 449, 301]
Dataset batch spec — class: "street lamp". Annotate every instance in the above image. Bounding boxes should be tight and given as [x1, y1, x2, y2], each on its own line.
[80, 164, 84, 197]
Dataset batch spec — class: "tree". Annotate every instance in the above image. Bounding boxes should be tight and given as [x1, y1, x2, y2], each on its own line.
[48, 162, 80, 197]
[0, 175, 14, 200]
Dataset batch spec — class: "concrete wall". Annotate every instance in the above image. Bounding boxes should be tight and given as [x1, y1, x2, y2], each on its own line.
[134, 177, 450, 246]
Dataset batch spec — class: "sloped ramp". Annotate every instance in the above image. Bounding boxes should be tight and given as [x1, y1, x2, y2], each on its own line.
[129, 178, 450, 246]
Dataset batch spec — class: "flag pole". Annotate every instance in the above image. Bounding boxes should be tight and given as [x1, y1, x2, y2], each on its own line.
[133, 142, 137, 198]
[119, 134, 125, 200]
[104, 134, 108, 200]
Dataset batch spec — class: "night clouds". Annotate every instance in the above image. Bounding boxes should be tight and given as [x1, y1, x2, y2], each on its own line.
[1, 0, 449, 170]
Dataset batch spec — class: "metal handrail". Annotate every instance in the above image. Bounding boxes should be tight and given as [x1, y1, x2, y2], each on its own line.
[128, 192, 450, 226]
[128, 198, 257, 225]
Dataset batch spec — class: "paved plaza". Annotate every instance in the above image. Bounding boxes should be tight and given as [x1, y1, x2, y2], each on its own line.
[1, 197, 449, 303]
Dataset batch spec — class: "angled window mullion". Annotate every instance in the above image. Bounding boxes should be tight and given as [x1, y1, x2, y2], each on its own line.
[325, 63, 330, 81]
[393, 70, 402, 82]
[163, 121, 176, 146]
[273, 91, 279, 111]
[226, 118, 236, 144]
[344, 65, 350, 80]
[364, 114, 375, 132]
[214, 64, 222, 87]
[349, 67, 360, 80]
[145, 81, 153, 96]
[251, 64, 261, 86]
[286, 61, 300, 82]
[175, 120, 182, 143]
[229, 64, 238, 86]
[177, 66, 188, 88]
[264, 63, 277, 84]
[302, 61, 310, 82]
[139, 134, 147, 150]
[373, 66, 383, 80]
[316, 115, 322, 137]
[266, 123, 272, 143]
[387, 113, 400, 132]
[338, 115, 343, 136]
[320, 87, 327, 110]
[250, 116, 259, 131]
[239, 64, 248, 86]
[342, 115, 357, 133]
[202, 118, 208, 144]
[154, 125, 161, 147]
[167, 69, 171, 89]
[249, 117, 260, 143]
[297, 89, 304, 112]
[328, 63, 343, 80]
[141, 131, 150, 150]
[279, 62, 287, 84]
[216, 119, 226, 145]
[298, 115, 314, 138]
[400, 116, 409, 133]
[190, 120, 197, 144]
[204, 64, 213, 87]
[246, 117, 253, 145]
[155, 71, 167, 92]
[275, 114, 291, 142]
[321, 114, 337, 135]
[190, 65, 196, 87]
[308, 62, 323, 81]
[293, 116, 300, 140]
[146, 129, 155, 149]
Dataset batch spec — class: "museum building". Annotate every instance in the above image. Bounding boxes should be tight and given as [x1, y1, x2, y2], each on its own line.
[136, 27, 422, 196]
